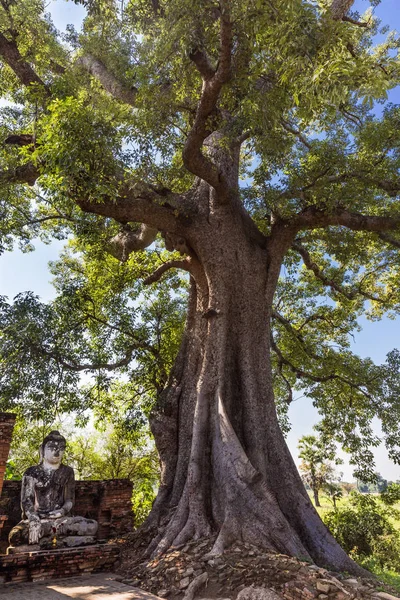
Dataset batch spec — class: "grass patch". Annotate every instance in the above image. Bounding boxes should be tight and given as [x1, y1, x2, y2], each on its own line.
[360, 558, 400, 594]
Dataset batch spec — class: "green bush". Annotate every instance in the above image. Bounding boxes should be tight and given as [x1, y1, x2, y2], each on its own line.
[371, 535, 400, 571]
[322, 492, 397, 557]
[381, 483, 400, 506]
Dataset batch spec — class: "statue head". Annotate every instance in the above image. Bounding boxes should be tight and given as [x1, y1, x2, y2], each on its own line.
[39, 430, 66, 467]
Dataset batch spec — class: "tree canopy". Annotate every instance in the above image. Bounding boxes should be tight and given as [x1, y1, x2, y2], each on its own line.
[1, 0, 400, 571]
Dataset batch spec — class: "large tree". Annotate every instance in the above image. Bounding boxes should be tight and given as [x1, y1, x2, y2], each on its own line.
[1, 0, 400, 575]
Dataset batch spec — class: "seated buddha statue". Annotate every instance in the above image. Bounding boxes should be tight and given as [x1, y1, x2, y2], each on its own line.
[8, 430, 98, 551]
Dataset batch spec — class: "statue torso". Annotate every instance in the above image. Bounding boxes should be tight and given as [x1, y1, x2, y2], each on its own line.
[22, 464, 74, 518]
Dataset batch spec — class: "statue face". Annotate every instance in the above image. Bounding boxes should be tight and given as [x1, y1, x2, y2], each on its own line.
[43, 440, 66, 466]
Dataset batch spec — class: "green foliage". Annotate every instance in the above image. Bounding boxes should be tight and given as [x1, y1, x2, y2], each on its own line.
[298, 433, 342, 502]
[381, 483, 400, 506]
[358, 559, 400, 595]
[130, 449, 159, 526]
[323, 491, 400, 571]
[5, 460, 19, 481]
[36, 93, 133, 201]
[0, 239, 186, 423]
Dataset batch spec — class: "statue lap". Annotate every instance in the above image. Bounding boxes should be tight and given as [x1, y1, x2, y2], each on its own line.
[9, 516, 98, 546]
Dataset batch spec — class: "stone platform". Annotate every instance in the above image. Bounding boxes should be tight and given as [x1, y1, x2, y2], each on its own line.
[0, 543, 120, 584]
[0, 572, 161, 600]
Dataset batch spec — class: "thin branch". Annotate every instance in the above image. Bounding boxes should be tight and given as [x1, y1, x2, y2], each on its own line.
[342, 15, 369, 27]
[272, 310, 320, 359]
[270, 333, 371, 399]
[377, 232, 400, 250]
[37, 344, 141, 372]
[5, 197, 75, 226]
[0, 32, 49, 92]
[297, 313, 353, 337]
[76, 54, 137, 105]
[281, 119, 311, 150]
[144, 259, 192, 285]
[293, 241, 355, 300]
[22, 214, 74, 226]
[339, 107, 363, 126]
[292, 240, 391, 303]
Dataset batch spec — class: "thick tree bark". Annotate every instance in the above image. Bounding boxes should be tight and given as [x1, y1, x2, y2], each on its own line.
[144, 175, 366, 576]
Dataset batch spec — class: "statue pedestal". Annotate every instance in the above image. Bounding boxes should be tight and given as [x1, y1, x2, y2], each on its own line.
[0, 543, 120, 584]
[7, 535, 98, 554]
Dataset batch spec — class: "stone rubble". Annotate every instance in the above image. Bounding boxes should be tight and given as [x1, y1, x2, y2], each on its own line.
[117, 537, 400, 600]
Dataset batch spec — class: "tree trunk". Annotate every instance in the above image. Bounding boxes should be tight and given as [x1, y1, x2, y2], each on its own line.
[145, 176, 365, 575]
[313, 487, 321, 508]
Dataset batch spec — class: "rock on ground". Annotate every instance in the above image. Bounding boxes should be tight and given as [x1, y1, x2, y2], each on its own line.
[116, 536, 399, 600]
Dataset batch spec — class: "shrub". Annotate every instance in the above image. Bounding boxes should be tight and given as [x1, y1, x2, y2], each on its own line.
[322, 492, 395, 556]
[371, 535, 400, 571]
[381, 483, 400, 506]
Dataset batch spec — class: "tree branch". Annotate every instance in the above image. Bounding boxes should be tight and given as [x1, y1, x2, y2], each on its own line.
[144, 258, 192, 285]
[342, 15, 369, 28]
[76, 182, 185, 234]
[0, 32, 49, 92]
[76, 54, 137, 105]
[41, 345, 139, 372]
[281, 119, 311, 150]
[81, 311, 160, 358]
[108, 224, 158, 262]
[377, 232, 400, 250]
[188, 49, 215, 80]
[272, 310, 320, 360]
[330, 0, 355, 21]
[1, 157, 189, 234]
[292, 241, 355, 300]
[182, 1, 233, 196]
[0, 162, 39, 186]
[290, 206, 400, 234]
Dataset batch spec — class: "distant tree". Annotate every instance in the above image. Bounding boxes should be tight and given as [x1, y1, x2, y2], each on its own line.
[298, 434, 342, 507]
[381, 482, 400, 505]
[376, 473, 388, 494]
[357, 472, 388, 494]
[342, 482, 356, 495]
[324, 481, 343, 510]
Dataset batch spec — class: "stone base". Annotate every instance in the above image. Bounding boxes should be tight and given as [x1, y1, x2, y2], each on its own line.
[7, 535, 98, 554]
[0, 543, 120, 584]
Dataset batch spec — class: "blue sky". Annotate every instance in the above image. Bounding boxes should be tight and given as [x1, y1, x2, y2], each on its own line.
[1, 0, 400, 481]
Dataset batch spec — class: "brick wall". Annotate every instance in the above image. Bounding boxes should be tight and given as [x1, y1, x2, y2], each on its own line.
[0, 478, 134, 544]
[0, 543, 120, 584]
[0, 413, 16, 499]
